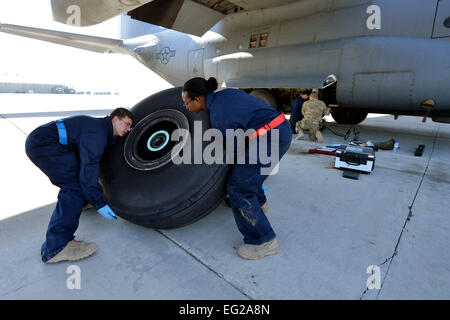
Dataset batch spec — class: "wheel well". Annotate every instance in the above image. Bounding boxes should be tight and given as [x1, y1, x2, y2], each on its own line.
[241, 82, 338, 113]
[242, 88, 312, 113]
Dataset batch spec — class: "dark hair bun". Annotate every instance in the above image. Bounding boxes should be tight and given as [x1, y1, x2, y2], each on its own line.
[206, 77, 218, 93]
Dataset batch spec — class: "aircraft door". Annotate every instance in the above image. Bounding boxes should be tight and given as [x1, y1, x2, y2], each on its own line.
[432, 0, 450, 38]
[188, 49, 205, 78]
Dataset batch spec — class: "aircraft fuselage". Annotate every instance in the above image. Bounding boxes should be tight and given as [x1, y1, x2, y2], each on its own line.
[124, 0, 450, 122]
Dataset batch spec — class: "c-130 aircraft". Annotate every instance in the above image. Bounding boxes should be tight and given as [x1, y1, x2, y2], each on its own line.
[1, 0, 450, 124]
[1, 0, 449, 229]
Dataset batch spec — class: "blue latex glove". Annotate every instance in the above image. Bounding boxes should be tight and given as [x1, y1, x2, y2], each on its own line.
[97, 205, 117, 220]
[262, 184, 268, 194]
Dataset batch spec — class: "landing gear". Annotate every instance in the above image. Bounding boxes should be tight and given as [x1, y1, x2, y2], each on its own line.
[330, 109, 368, 125]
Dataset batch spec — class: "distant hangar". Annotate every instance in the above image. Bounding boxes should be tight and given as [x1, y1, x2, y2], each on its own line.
[0, 82, 74, 94]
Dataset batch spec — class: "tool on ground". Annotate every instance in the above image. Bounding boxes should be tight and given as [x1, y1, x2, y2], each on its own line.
[357, 141, 378, 151]
[328, 141, 379, 151]
[323, 124, 360, 142]
[342, 169, 360, 180]
[335, 145, 375, 173]
[308, 147, 336, 156]
[415, 144, 425, 157]
[333, 139, 398, 151]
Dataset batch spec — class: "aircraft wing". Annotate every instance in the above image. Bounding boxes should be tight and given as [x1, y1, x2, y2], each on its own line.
[0, 23, 126, 54]
[51, 0, 299, 37]
[51, 0, 154, 27]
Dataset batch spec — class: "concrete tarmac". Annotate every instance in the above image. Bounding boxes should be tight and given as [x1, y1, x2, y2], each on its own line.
[1, 94, 449, 299]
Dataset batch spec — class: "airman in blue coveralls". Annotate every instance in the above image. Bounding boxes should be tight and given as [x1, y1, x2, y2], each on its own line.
[289, 89, 311, 133]
[25, 108, 133, 263]
[182, 77, 292, 259]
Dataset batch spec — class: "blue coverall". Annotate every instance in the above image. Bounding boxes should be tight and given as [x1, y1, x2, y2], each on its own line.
[25, 116, 115, 262]
[289, 96, 307, 133]
[206, 89, 292, 245]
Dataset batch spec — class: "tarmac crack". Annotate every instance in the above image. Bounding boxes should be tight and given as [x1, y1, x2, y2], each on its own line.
[360, 125, 440, 300]
[156, 230, 254, 300]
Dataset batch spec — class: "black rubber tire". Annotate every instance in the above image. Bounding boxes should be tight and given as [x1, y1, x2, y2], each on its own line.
[99, 87, 230, 229]
[249, 89, 277, 109]
[331, 109, 368, 125]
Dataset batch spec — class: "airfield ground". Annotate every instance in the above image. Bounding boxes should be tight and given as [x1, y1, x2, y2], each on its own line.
[1, 93, 449, 299]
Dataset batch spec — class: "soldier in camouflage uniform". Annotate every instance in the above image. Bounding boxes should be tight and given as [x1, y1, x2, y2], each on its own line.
[295, 91, 330, 143]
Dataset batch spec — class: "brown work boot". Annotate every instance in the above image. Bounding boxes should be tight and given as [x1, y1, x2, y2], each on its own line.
[315, 131, 324, 143]
[237, 238, 279, 260]
[46, 240, 98, 263]
[261, 201, 268, 213]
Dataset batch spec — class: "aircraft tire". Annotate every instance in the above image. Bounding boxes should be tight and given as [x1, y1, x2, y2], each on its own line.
[331, 109, 368, 125]
[250, 89, 277, 109]
[99, 87, 230, 229]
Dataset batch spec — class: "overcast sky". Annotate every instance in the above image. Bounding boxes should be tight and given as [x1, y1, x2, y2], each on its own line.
[0, 0, 170, 94]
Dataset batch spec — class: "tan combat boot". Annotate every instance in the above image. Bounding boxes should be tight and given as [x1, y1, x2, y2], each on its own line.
[315, 131, 324, 143]
[46, 240, 98, 263]
[261, 201, 268, 213]
[296, 131, 304, 140]
[237, 238, 279, 260]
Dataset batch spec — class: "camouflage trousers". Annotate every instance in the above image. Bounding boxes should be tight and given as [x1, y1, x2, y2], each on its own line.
[296, 118, 321, 141]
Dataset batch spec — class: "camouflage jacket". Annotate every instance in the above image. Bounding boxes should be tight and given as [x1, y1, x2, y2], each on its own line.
[301, 99, 330, 121]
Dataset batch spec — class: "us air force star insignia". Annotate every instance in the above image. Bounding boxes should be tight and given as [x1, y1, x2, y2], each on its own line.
[156, 47, 176, 64]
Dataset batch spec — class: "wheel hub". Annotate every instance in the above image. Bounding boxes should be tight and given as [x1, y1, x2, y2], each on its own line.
[124, 109, 189, 170]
